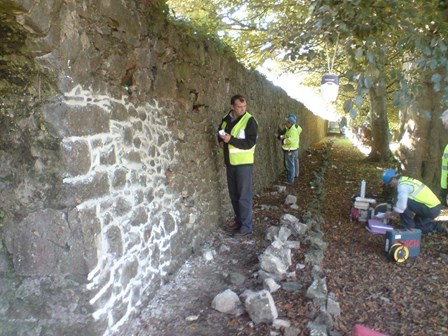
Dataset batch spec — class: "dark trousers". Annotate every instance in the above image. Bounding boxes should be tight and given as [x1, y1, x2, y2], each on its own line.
[400, 199, 441, 233]
[226, 165, 253, 233]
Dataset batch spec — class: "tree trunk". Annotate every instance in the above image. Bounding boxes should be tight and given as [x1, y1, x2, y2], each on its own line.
[367, 82, 391, 161]
[396, 80, 445, 192]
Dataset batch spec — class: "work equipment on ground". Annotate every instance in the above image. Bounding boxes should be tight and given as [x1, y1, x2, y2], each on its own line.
[350, 180, 421, 263]
[384, 229, 422, 263]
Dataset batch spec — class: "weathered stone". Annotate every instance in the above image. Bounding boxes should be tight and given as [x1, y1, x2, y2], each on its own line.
[52, 171, 110, 208]
[112, 167, 128, 189]
[244, 290, 278, 324]
[282, 281, 302, 293]
[306, 278, 328, 306]
[285, 194, 297, 205]
[211, 289, 244, 316]
[273, 318, 292, 329]
[61, 139, 91, 177]
[263, 278, 281, 293]
[105, 225, 123, 258]
[67, 207, 101, 271]
[99, 145, 116, 166]
[226, 272, 246, 286]
[4, 209, 87, 276]
[130, 206, 148, 226]
[43, 103, 110, 137]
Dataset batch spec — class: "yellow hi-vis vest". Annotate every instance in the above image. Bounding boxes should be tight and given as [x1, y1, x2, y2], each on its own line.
[441, 144, 448, 188]
[399, 177, 440, 208]
[282, 124, 300, 151]
[221, 112, 256, 165]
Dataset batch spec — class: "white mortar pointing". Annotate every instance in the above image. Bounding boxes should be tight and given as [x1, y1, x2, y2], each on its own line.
[61, 85, 181, 335]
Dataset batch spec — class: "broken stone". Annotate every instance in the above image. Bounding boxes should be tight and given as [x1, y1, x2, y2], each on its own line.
[265, 226, 281, 241]
[259, 245, 291, 277]
[272, 318, 291, 329]
[326, 296, 341, 316]
[285, 241, 301, 249]
[306, 278, 328, 306]
[263, 278, 281, 293]
[284, 195, 297, 205]
[281, 281, 302, 293]
[211, 289, 244, 316]
[202, 249, 214, 261]
[284, 326, 301, 336]
[225, 272, 246, 286]
[244, 290, 278, 324]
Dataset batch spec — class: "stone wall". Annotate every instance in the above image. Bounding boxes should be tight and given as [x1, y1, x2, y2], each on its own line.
[0, 0, 326, 335]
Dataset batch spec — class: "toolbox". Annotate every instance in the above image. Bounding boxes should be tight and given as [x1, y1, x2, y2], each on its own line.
[384, 229, 422, 262]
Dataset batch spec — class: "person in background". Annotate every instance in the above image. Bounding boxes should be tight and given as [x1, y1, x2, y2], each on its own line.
[218, 94, 258, 237]
[276, 114, 302, 184]
[382, 168, 446, 234]
[339, 115, 348, 135]
[439, 109, 448, 205]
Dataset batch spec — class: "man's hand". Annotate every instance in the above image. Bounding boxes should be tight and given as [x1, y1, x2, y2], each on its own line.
[219, 132, 231, 143]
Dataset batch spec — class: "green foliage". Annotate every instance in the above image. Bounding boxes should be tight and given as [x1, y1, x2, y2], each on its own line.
[166, 0, 448, 120]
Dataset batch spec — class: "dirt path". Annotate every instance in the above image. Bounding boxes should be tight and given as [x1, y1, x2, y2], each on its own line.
[122, 137, 448, 336]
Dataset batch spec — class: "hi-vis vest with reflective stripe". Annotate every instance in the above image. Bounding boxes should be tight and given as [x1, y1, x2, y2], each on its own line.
[441, 144, 448, 188]
[282, 124, 300, 151]
[221, 112, 256, 165]
[399, 177, 440, 208]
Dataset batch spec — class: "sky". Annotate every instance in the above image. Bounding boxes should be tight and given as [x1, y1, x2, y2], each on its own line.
[258, 60, 340, 121]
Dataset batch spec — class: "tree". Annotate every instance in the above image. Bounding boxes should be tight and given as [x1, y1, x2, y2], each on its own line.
[167, 0, 448, 167]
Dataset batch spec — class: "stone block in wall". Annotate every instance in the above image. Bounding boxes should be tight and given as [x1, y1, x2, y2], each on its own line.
[112, 167, 128, 189]
[110, 101, 130, 121]
[0, 240, 13, 272]
[4, 209, 88, 276]
[105, 225, 123, 258]
[43, 103, 110, 137]
[61, 139, 91, 177]
[68, 206, 102, 271]
[51, 171, 110, 208]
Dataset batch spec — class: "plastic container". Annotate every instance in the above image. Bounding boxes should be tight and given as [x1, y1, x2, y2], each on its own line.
[360, 180, 366, 198]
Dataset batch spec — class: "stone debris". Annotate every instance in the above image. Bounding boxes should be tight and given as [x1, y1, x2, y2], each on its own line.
[244, 289, 278, 324]
[285, 194, 297, 206]
[281, 281, 302, 293]
[285, 240, 301, 249]
[263, 278, 281, 293]
[202, 248, 215, 261]
[185, 315, 199, 321]
[272, 318, 292, 329]
[225, 271, 246, 286]
[211, 141, 338, 334]
[326, 295, 341, 316]
[284, 326, 301, 336]
[211, 289, 244, 316]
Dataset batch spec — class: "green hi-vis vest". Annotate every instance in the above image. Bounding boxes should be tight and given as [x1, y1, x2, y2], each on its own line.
[441, 144, 448, 188]
[282, 124, 300, 151]
[399, 177, 440, 208]
[221, 112, 256, 165]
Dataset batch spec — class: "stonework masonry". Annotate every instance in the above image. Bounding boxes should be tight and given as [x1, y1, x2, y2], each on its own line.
[0, 0, 326, 335]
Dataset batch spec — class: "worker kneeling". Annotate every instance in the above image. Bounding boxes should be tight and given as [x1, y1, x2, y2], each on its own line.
[382, 168, 444, 234]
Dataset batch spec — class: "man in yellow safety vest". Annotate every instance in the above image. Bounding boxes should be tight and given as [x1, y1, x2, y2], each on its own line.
[439, 109, 448, 205]
[276, 114, 302, 184]
[382, 168, 445, 234]
[218, 94, 258, 237]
